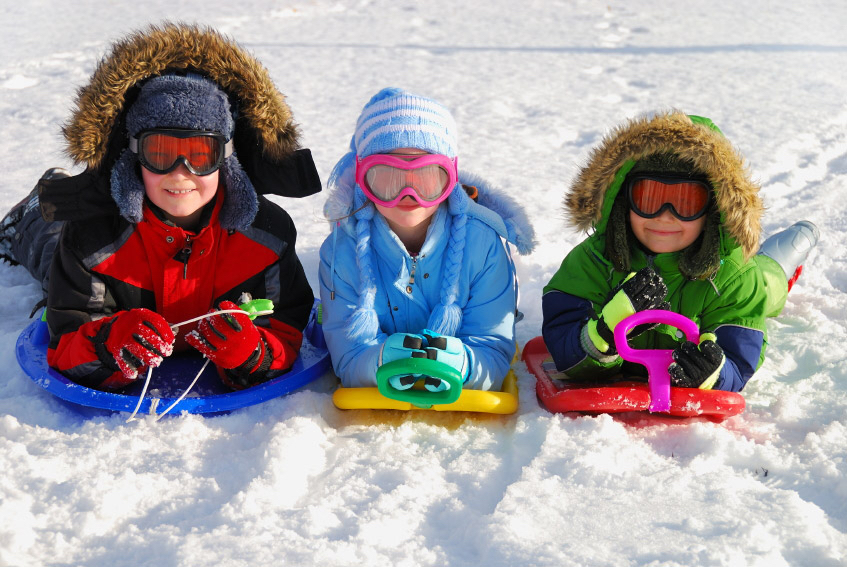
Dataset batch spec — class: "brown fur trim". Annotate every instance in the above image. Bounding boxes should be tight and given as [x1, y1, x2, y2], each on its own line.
[62, 22, 299, 169]
[564, 111, 763, 259]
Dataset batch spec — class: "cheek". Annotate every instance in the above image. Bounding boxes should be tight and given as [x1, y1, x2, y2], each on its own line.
[628, 211, 646, 235]
[683, 217, 707, 242]
[198, 172, 220, 194]
[140, 167, 161, 190]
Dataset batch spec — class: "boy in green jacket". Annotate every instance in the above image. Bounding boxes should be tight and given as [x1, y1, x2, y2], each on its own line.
[542, 111, 818, 392]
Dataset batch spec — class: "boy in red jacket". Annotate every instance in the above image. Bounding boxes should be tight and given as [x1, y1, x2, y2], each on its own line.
[0, 24, 320, 391]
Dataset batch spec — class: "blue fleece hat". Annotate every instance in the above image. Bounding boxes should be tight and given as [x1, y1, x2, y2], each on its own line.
[110, 73, 258, 230]
[339, 88, 468, 343]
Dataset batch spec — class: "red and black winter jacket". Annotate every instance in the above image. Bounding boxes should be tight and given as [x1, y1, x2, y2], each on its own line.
[46, 194, 314, 390]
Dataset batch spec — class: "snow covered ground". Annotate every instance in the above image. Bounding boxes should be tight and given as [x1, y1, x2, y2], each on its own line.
[1, 1, 846, 565]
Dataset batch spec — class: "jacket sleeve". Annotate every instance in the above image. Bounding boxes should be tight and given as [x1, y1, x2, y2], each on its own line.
[46, 223, 129, 389]
[697, 263, 770, 392]
[456, 230, 517, 391]
[541, 289, 624, 379]
[710, 323, 764, 392]
[318, 228, 383, 387]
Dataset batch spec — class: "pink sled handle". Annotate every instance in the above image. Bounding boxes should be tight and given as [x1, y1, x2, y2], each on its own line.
[613, 310, 700, 413]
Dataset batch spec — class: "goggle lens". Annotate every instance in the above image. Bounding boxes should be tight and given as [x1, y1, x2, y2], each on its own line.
[629, 177, 711, 221]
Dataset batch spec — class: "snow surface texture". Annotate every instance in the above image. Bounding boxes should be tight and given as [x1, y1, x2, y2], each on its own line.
[1, 1, 846, 566]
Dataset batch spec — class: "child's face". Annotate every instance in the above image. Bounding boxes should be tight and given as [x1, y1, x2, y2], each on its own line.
[629, 209, 706, 254]
[141, 164, 219, 228]
[373, 149, 441, 235]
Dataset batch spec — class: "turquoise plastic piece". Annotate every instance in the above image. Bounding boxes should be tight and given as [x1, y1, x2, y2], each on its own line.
[376, 358, 463, 408]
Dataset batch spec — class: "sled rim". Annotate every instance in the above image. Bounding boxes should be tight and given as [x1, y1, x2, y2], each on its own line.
[332, 370, 519, 414]
[16, 302, 331, 416]
[522, 336, 745, 419]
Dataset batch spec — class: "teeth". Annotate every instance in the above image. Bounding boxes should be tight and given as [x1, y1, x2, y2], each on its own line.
[166, 189, 194, 194]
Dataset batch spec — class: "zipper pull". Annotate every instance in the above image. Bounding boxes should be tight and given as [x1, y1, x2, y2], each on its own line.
[174, 236, 193, 279]
[406, 257, 417, 293]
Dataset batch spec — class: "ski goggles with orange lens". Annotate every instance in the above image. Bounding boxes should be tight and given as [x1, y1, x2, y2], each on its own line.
[355, 154, 458, 208]
[129, 129, 233, 176]
[626, 175, 712, 221]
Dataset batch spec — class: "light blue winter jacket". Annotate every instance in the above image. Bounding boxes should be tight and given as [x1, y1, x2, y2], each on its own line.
[319, 173, 535, 389]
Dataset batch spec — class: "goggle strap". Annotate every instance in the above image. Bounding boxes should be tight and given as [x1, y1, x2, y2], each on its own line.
[128, 136, 233, 158]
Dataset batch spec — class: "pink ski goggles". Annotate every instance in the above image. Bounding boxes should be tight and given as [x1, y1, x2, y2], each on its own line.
[355, 153, 458, 208]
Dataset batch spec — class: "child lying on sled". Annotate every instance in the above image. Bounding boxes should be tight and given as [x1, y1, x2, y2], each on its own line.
[319, 88, 534, 393]
[542, 112, 818, 392]
[0, 25, 319, 391]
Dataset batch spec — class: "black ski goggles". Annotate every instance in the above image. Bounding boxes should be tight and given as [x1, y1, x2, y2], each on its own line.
[129, 129, 233, 176]
[626, 174, 712, 221]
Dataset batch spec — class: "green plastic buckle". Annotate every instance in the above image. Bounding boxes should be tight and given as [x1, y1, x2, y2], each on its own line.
[376, 358, 464, 408]
[238, 298, 274, 320]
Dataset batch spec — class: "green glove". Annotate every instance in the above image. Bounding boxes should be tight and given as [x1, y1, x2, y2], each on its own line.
[584, 266, 668, 356]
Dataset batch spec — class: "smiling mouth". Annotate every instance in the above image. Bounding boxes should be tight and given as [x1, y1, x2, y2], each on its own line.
[165, 188, 195, 195]
[647, 227, 679, 235]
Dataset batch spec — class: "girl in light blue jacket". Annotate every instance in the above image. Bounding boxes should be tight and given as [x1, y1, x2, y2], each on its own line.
[319, 88, 535, 391]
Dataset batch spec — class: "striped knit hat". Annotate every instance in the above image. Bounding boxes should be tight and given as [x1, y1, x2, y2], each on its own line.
[332, 87, 469, 342]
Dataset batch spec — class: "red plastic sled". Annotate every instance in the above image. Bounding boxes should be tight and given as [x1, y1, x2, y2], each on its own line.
[522, 319, 745, 421]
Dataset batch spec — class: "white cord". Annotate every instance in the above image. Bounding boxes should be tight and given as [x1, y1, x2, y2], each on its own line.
[169, 309, 273, 331]
[126, 366, 154, 423]
[125, 307, 272, 423]
[154, 357, 211, 422]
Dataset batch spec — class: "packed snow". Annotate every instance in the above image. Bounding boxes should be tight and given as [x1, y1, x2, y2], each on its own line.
[1, 1, 846, 566]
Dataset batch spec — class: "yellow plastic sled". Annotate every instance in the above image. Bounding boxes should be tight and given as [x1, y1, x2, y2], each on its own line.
[332, 357, 518, 415]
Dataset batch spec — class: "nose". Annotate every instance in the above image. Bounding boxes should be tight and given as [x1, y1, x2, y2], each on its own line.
[169, 163, 193, 177]
[654, 208, 677, 222]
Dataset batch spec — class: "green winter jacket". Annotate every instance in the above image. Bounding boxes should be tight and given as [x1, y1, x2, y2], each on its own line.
[542, 111, 786, 391]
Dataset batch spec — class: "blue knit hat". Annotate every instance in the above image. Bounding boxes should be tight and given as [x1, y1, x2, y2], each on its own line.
[353, 88, 458, 158]
[336, 88, 468, 342]
[110, 73, 258, 230]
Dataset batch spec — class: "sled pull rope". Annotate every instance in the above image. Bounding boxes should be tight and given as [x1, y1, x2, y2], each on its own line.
[125, 301, 274, 423]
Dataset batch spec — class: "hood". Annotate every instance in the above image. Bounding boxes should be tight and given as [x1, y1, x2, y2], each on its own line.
[564, 111, 763, 259]
[40, 22, 319, 225]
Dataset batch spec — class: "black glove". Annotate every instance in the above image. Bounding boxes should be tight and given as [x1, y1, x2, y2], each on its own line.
[669, 337, 726, 389]
[585, 266, 669, 356]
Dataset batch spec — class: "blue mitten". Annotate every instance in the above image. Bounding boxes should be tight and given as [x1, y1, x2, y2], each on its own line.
[379, 333, 427, 391]
[418, 330, 470, 392]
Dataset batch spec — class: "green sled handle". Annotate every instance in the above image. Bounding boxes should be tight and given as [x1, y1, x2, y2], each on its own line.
[238, 298, 274, 320]
[376, 358, 464, 408]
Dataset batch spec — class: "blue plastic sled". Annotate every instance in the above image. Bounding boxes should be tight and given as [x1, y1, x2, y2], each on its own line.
[15, 301, 331, 417]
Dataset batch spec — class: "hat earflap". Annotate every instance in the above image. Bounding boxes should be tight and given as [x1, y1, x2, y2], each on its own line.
[219, 152, 259, 231]
[678, 209, 722, 279]
[604, 190, 632, 273]
[110, 149, 146, 224]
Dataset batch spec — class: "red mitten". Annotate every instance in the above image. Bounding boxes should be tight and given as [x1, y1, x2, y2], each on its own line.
[96, 308, 175, 381]
[185, 301, 261, 370]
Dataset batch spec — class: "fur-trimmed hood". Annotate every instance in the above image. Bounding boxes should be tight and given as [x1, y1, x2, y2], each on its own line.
[39, 22, 320, 225]
[564, 111, 763, 259]
[64, 22, 299, 169]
